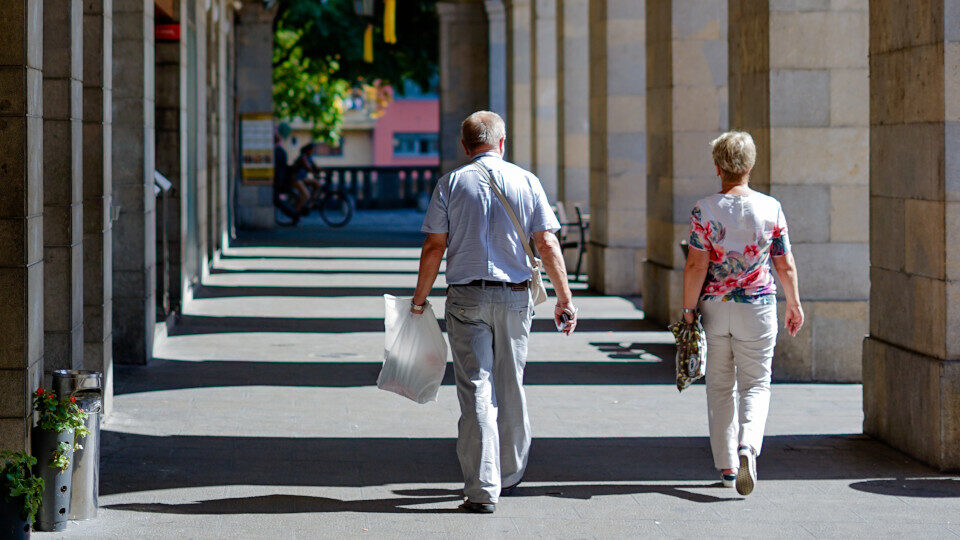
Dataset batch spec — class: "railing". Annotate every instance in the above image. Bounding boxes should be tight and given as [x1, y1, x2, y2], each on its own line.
[319, 166, 440, 210]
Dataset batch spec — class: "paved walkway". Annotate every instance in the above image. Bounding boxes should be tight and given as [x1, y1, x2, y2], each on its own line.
[47, 213, 960, 538]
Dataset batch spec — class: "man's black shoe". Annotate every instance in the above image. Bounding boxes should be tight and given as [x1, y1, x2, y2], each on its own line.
[500, 481, 521, 497]
[459, 501, 496, 514]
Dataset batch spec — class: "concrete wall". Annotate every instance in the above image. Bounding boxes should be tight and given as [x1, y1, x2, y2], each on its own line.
[864, 0, 960, 471]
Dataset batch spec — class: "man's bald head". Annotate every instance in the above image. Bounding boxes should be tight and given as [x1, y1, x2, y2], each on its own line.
[460, 111, 506, 154]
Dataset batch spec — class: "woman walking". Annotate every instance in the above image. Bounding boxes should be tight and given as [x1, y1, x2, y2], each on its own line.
[682, 131, 804, 496]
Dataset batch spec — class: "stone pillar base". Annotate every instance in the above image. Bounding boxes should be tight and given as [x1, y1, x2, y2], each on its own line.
[642, 261, 682, 325]
[587, 244, 644, 296]
[773, 300, 866, 383]
[863, 337, 960, 471]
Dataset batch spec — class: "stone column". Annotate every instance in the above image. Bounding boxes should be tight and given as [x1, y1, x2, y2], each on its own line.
[234, 0, 275, 228]
[0, 0, 44, 450]
[505, 0, 532, 169]
[42, 0, 84, 372]
[216, 2, 230, 255]
[437, 0, 489, 173]
[484, 0, 508, 121]
[643, 0, 727, 324]
[863, 0, 960, 470]
[82, 0, 113, 412]
[587, 0, 646, 295]
[729, 1, 869, 382]
[557, 0, 589, 205]
[532, 0, 558, 199]
[155, 2, 184, 320]
[111, 0, 156, 364]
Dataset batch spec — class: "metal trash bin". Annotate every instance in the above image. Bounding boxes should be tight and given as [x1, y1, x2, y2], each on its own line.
[52, 370, 102, 521]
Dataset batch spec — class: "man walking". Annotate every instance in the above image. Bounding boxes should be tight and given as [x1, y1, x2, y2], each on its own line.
[411, 111, 578, 513]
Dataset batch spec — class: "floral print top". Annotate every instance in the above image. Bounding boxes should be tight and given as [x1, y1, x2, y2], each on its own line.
[689, 192, 791, 304]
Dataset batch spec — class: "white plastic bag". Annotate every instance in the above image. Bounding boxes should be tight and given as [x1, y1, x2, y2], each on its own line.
[378, 295, 448, 403]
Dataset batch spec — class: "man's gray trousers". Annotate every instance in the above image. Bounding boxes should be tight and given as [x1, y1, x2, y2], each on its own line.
[445, 283, 533, 504]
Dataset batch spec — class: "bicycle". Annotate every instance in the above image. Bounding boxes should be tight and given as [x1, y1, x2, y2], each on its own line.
[275, 175, 355, 228]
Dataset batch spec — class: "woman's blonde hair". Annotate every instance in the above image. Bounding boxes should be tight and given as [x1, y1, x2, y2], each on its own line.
[710, 131, 756, 181]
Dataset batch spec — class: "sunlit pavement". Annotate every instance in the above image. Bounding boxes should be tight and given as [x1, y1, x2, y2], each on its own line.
[47, 212, 960, 538]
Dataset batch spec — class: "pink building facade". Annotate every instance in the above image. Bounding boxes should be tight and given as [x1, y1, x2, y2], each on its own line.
[373, 97, 440, 167]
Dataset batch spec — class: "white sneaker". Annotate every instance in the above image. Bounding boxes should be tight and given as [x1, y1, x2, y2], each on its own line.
[721, 472, 737, 488]
[736, 446, 757, 495]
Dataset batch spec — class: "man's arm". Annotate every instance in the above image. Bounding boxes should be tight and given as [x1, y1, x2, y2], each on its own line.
[534, 230, 578, 335]
[411, 233, 447, 312]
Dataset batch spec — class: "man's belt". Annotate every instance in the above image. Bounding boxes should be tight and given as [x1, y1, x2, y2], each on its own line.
[454, 279, 529, 290]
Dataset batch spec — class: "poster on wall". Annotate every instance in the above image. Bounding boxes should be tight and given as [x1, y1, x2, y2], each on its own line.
[240, 113, 274, 185]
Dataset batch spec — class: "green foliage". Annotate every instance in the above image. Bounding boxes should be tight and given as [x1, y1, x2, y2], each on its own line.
[273, 27, 349, 144]
[32, 388, 89, 464]
[33, 389, 89, 438]
[0, 451, 44, 524]
[273, 0, 438, 142]
[50, 442, 71, 474]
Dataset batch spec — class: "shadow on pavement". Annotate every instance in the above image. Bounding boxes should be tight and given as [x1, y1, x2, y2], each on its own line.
[169, 314, 659, 335]
[114, 352, 678, 395]
[849, 478, 960, 498]
[103, 482, 743, 515]
[104, 494, 463, 515]
[99, 433, 943, 501]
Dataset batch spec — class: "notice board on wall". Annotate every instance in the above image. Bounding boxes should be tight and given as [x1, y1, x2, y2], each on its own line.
[240, 113, 274, 185]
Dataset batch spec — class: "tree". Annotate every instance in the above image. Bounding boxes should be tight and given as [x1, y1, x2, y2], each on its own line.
[273, 0, 438, 144]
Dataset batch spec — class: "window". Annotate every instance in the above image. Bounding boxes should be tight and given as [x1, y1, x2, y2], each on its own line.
[393, 132, 439, 157]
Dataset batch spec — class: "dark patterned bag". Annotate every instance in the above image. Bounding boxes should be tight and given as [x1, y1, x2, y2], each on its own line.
[668, 313, 707, 392]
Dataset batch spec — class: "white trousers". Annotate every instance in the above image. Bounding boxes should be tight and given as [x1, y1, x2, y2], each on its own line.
[445, 284, 533, 504]
[700, 300, 778, 470]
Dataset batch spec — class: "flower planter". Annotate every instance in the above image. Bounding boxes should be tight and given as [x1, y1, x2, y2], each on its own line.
[0, 494, 30, 539]
[31, 427, 74, 532]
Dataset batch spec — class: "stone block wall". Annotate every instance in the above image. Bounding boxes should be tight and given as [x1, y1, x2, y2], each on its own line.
[643, 0, 727, 324]
[506, 0, 533, 170]
[729, 0, 869, 382]
[587, 0, 646, 296]
[0, 0, 45, 451]
[111, 0, 156, 365]
[82, 0, 114, 412]
[235, 0, 277, 229]
[557, 0, 590, 207]
[42, 0, 85, 373]
[155, 25, 183, 319]
[863, 0, 960, 471]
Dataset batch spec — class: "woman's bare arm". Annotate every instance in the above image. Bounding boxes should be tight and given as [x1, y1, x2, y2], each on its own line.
[682, 248, 711, 323]
[773, 252, 804, 336]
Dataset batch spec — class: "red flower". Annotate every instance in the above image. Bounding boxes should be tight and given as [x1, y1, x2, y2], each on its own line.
[724, 277, 739, 288]
[70, 396, 77, 403]
[709, 246, 726, 263]
[772, 225, 783, 238]
[35, 388, 44, 396]
[744, 244, 759, 258]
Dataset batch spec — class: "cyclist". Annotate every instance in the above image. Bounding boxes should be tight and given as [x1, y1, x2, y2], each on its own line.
[273, 133, 300, 225]
[291, 142, 323, 216]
